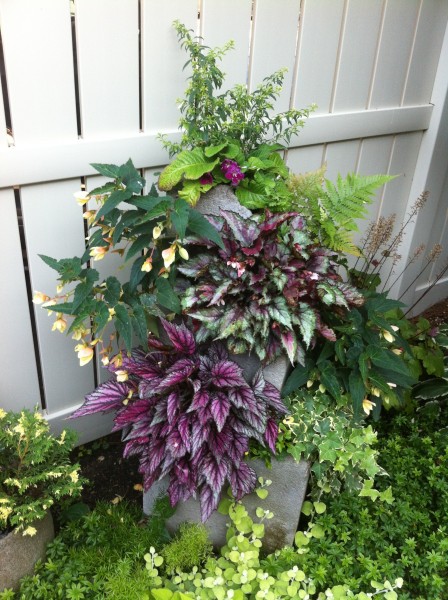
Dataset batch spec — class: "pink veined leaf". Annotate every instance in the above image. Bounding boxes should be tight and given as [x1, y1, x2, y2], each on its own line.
[160, 318, 196, 355]
[208, 342, 229, 363]
[260, 211, 298, 234]
[167, 429, 188, 459]
[240, 405, 267, 434]
[199, 484, 220, 522]
[174, 458, 192, 485]
[168, 478, 193, 506]
[252, 369, 266, 396]
[147, 335, 171, 350]
[220, 209, 259, 247]
[177, 414, 192, 452]
[123, 438, 147, 458]
[211, 360, 246, 387]
[147, 438, 167, 474]
[71, 380, 133, 418]
[150, 398, 168, 426]
[229, 462, 257, 500]
[188, 388, 210, 412]
[210, 392, 231, 432]
[226, 433, 249, 464]
[264, 417, 279, 453]
[228, 385, 257, 408]
[202, 453, 229, 495]
[207, 426, 233, 456]
[155, 358, 197, 391]
[112, 398, 152, 428]
[281, 329, 298, 364]
[166, 391, 180, 424]
[142, 468, 162, 492]
[191, 420, 209, 455]
[241, 236, 263, 256]
[262, 381, 288, 415]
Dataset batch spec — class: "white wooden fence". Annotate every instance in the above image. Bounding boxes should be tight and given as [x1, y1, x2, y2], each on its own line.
[1, 0, 448, 442]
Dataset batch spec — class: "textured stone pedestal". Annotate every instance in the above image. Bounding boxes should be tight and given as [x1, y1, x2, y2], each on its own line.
[0, 512, 54, 592]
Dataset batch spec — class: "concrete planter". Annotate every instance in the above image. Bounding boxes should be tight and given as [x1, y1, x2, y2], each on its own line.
[0, 511, 54, 592]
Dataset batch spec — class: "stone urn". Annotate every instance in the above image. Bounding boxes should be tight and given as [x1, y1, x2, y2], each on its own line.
[0, 512, 54, 592]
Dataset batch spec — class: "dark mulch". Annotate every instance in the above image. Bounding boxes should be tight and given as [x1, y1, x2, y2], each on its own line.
[70, 298, 448, 516]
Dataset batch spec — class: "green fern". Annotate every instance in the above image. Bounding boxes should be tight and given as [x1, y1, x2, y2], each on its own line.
[287, 171, 394, 254]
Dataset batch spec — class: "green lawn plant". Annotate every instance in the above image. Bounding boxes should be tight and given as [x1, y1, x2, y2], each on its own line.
[0, 407, 84, 536]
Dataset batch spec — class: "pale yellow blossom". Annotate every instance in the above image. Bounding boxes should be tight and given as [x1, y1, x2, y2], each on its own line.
[382, 330, 395, 343]
[33, 291, 50, 305]
[74, 191, 90, 206]
[52, 315, 67, 333]
[75, 344, 94, 366]
[116, 370, 128, 382]
[89, 246, 108, 261]
[141, 258, 153, 272]
[178, 246, 189, 260]
[101, 356, 110, 366]
[0, 408, 6, 419]
[69, 470, 79, 483]
[152, 226, 162, 239]
[392, 348, 403, 355]
[23, 526, 37, 537]
[161, 244, 176, 269]
[362, 398, 375, 415]
[42, 299, 57, 313]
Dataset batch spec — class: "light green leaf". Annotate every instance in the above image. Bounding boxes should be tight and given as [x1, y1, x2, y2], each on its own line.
[158, 148, 219, 190]
[178, 181, 202, 206]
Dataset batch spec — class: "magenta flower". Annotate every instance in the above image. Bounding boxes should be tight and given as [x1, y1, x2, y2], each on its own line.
[221, 159, 245, 186]
[200, 172, 214, 185]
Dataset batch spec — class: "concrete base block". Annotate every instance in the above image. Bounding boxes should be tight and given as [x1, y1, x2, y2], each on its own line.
[0, 511, 54, 592]
[195, 184, 252, 219]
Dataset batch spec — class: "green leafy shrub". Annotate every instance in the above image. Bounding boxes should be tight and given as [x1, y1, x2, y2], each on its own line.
[161, 523, 212, 573]
[0, 408, 84, 535]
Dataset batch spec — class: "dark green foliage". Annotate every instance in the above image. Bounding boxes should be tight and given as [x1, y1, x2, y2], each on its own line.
[161, 523, 212, 573]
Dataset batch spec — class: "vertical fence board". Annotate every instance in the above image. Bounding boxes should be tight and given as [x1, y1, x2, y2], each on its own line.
[294, 0, 345, 113]
[0, 0, 77, 144]
[75, 0, 139, 137]
[0, 189, 41, 411]
[333, 0, 384, 111]
[201, 0, 252, 91]
[20, 180, 95, 414]
[324, 140, 360, 181]
[250, 0, 301, 113]
[369, 0, 420, 109]
[141, 0, 198, 133]
[403, 0, 448, 105]
[0, 75, 8, 147]
[286, 145, 325, 175]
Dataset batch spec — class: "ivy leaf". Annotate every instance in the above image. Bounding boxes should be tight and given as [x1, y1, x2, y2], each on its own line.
[158, 148, 219, 190]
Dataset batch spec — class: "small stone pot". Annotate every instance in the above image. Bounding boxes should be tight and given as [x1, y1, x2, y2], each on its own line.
[0, 512, 54, 592]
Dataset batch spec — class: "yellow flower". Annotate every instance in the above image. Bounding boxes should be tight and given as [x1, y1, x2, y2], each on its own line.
[32, 291, 50, 305]
[75, 344, 94, 366]
[23, 526, 37, 537]
[89, 246, 108, 261]
[133, 483, 143, 492]
[362, 398, 375, 415]
[152, 226, 162, 240]
[392, 348, 403, 355]
[382, 330, 395, 343]
[178, 246, 189, 260]
[52, 315, 67, 333]
[74, 191, 90, 206]
[72, 326, 89, 341]
[83, 210, 97, 226]
[13, 424, 25, 436]
[69, 470, 79, 483]
[161, 244, 176, 269]
[101, 356, 110, 366]
[141, 258, 153, 272]
[116, 370, 128, 382]
[0, 408, 6, 419]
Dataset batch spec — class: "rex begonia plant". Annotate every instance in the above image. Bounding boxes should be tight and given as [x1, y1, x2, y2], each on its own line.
[71, 319, 287, 521]
[178, 209, 364, 366]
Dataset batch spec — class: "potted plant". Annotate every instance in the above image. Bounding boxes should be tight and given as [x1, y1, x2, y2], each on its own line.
[0, 408, 84, 592]
[33, 22, 417, 550]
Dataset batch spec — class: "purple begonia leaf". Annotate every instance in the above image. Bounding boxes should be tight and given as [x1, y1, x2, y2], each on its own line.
[199, 484, 220, 522]
[241, 236, 263, 256]
[202, 453, 229, 494]
[198, 354, 214, 374]
[316, 314, 337, 341]
[197, 404, 213, 426]
[260, 211, 298, 234]
[211, 360, 245, 387]
[155, 358, 197, 391]
[262, 382, 288, 414]
[191, 420, 209, 455]
[265, 335, 282, 364]
[220, 209, 259, 247]
[121, 418, 152, 440]
[307, 250, 330, 274]
[142, 467, 162, 492]
[339, 282, 365, 307]
[139, 379, 160, 399]
[210, 392, 231, 432]
[226, 433, 249, 464]
[296, 341, 306, 366]
[209, 281, 233, 306]
[167, 391, 180, 424]
[167, 429, 187, 459]
[177, 254, 212, 277]
[207, 427, 232, 456]
[159, 451, 175, 479]
[123, 438, 147, 458]
[147, 438, 166, 474]
[228, 385, 256, 409]
[160, 318, 196, 355]
[281, 329, 298, 364]
[264, 418, 279, 453]
[241, 406, 267, 434]
[71, 380, 132, 418]
[147, 335, 171, 351]
[174, 458, 192, 485]
[249, 267, 267, 285]
[290, 215, 305, 230]
[188, 388, 210, 412]
[229, 462, 257, 500]
[168, 478, 192, 506]
[196, 284, 216, 304]
[113, 398, 151, 428]
[208, 342, 229, 363]
[177, 414, 191, 451]
[252, 369, 266, 396]
[150, 398, 168, 426]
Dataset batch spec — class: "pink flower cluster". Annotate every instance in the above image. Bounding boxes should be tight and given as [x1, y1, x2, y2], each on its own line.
[221, 159, 245, 186]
